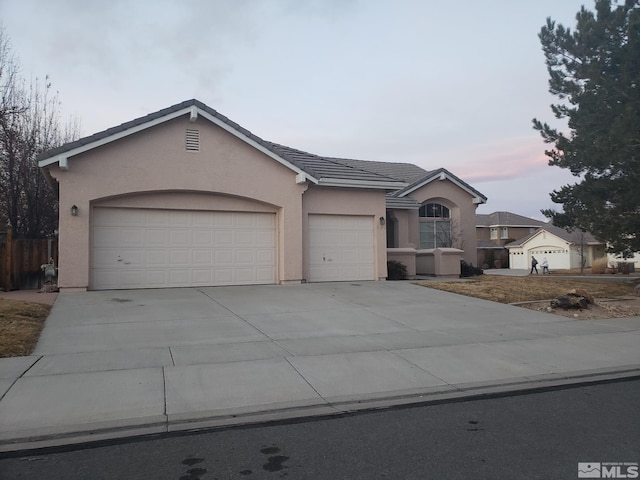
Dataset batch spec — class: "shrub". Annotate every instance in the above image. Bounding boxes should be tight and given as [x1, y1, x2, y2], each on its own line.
[591, 256, 608, 274]
[461, 260, 483, 278]
[387, 260, 407, 280]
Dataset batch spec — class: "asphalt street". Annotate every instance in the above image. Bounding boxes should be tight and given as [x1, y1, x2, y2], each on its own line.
[1, 379, 638, 480]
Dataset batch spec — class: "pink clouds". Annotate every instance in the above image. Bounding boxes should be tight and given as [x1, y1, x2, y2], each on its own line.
[430, 135, 553, 184]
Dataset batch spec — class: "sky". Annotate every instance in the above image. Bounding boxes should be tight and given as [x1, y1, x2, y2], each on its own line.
[0, 0, 592, 220]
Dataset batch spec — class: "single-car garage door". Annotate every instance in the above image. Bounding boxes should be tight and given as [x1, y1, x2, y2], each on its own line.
[308, 214, 375, 282]
[92, 208, 276, 290]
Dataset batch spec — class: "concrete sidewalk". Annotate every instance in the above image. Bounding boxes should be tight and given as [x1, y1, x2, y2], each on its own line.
[0, 282, 638, 452]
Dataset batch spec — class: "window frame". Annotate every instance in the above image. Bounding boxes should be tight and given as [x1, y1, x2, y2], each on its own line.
[419, 202, 452, 249]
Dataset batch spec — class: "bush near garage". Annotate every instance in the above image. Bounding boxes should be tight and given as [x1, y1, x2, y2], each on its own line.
[387, 260, 407, 280]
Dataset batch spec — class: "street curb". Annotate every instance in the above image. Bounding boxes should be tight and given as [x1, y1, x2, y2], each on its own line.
[1, 365, 638, 455]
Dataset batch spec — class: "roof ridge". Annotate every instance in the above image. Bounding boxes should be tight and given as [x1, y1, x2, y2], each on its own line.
[37, 99, 410, 189]
[326, 156, 426, 168]
[265, 142, 401, 183]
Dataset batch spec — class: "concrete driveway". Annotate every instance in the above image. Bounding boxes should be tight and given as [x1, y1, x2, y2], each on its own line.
[1, 281, 639, 451]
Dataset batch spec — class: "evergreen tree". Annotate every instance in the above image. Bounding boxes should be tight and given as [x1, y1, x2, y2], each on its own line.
[533, 0, 640, 255]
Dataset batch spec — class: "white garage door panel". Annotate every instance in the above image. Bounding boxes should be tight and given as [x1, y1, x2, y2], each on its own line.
[92, 208, 276, 290]
[308, 214, 375, 282]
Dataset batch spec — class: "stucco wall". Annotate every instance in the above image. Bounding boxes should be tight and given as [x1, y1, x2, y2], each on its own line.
[400, 181, 479, 265]
[48, 116, 308, 289]
[302, 185, 388, 280]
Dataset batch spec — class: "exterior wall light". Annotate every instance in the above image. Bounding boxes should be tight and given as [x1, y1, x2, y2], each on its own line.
[71, 205, 79, 216]
[379, 216, 385, 226]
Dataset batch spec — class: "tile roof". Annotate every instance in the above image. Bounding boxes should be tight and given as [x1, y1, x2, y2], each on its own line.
[37, 99, 405, 187]
[476, 211, 546, 227]
[385, 194, 421, 210]
[392, 167, 487, 203]
[326, 157, 429, 183]
[36, 98, 487, 203]
[263, 142, 401, 184]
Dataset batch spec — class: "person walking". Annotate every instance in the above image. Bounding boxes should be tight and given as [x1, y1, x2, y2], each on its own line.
[530, 256, 539, 274]
[541, 257, 549, 274]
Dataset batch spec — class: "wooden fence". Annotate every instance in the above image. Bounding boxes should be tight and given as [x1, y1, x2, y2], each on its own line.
[0, 228, 58, 291]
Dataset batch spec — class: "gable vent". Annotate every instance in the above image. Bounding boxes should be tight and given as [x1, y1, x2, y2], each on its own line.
[185, 128, 200, 152]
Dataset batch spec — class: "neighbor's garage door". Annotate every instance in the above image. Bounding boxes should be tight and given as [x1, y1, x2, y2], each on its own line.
[91, 208, 276, 290]
[308, 214, 375, 282]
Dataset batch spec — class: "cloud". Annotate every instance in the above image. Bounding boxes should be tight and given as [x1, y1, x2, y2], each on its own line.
[431, 135, 554, 183]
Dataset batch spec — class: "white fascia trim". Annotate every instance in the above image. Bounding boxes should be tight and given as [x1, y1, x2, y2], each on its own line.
[38, 108, 192, 168]
[197, 110, 317, 184]
[400, 173, 486, 204]
[37, 106, 317, 185]
[317, 178, 407, 189]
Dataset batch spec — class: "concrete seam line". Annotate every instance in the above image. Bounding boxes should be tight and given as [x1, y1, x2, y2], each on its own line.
[386, 349, 457, 389]
[196, 287, 274, 340]
[271, 340, 295, 356]
[0, 356, 43, 402]
[283, 357, 329, 404]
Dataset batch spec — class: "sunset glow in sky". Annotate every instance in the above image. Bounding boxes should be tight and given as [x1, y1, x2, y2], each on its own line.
[1, 0, 591, 219]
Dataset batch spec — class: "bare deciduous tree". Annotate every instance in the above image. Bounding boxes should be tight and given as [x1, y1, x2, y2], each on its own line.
[0, 27, 79, 238]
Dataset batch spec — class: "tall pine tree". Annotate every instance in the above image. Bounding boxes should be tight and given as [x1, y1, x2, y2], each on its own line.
[533, 0, 640, 255]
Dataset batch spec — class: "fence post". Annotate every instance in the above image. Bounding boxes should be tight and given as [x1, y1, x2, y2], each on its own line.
[3, 227, 12, 292]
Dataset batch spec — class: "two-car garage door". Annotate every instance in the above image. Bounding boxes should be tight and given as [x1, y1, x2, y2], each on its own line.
[91, 208, 276, 290]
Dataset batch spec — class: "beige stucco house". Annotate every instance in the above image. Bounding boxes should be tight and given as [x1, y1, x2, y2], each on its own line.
[38, 99, 486, 291]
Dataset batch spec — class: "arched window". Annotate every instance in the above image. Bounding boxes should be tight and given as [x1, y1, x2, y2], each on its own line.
[419, 203, 450, 218]
[419, 203, 451, 248]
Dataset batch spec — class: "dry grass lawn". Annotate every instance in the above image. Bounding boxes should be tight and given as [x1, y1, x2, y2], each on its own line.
[0, 298, 51, 358]
[418, 275, 639, 304]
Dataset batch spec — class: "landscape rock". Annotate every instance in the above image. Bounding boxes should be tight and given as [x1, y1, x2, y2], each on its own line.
[567, 288, 594, 304]
[550, 294, 589, 310]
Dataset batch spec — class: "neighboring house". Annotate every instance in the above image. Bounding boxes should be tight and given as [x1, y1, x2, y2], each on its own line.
[37, 99, 486, 291]
[506, 224, 606, 270]
[476, 211, 546, 268]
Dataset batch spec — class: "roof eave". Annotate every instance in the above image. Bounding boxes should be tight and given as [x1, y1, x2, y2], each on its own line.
[399, 170, 487, 203]
[38, 107, 191, 168]
[37, 104, 319, 185]
[386, 205, 421, 210]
